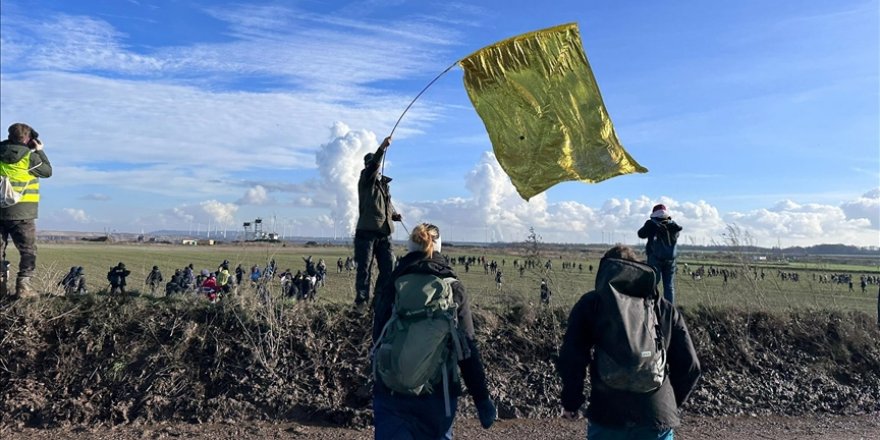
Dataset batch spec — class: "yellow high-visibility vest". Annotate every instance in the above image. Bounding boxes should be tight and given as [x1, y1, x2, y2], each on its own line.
[217, 269, 230, 286]
[0, 151, 39, 204]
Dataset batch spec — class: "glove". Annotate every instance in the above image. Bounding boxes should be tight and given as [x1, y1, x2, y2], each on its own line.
[391, 213, 402, 222]
[475, 398, 496, 429]
[31, 139, 43, 151]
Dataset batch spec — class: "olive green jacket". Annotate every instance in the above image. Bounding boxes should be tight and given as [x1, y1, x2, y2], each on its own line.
[355, 145, 396, 235]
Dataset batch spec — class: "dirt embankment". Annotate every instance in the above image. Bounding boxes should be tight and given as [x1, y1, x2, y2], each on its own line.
[1, 296, 878, 429]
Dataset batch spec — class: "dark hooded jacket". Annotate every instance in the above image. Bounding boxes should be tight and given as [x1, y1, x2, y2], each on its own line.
[558, 257, 701, 431]
[638, 218, 683, 258]
[107, 265, 131, 286]
[0, 140, 53, 220]
[372, 251, 490, 437]
[355, 144, 396, 235]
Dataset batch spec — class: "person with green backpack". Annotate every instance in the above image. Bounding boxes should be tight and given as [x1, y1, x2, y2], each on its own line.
[371, 223, 496, 439]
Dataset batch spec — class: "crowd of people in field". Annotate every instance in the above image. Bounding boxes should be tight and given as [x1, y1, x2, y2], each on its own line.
[679, 264, 880, 293]
[53, 256, 341, 302]
[52, 254, 879, 305]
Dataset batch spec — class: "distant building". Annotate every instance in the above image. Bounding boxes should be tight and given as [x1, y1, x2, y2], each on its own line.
[182, 239, 198, 246]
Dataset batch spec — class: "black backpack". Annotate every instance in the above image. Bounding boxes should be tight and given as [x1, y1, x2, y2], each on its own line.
[107, 270, 120, 285]
[650, 219, 679, 260]
[594, 262, 667, 393]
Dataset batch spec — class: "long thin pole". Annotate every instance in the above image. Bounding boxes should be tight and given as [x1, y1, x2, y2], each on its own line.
[380, 61, 459, 235]
[382, 61, 459, 175]
[389, 61, 459, 138]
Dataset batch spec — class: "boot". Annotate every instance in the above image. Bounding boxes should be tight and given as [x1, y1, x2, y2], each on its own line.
[16, 277, 37, 298]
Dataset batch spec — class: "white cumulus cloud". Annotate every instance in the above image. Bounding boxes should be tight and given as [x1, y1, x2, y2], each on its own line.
[726, 193, 878, 247]
[314, 122, 381, 235]
[238, 185, 272, 205]
[144, 200, 239, 230]
[200, 200, 238, 226]
[840, 188, 880, 228]
[59, 208, 90, 223]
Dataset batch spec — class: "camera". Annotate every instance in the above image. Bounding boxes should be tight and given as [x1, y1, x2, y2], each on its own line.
[28, 129, 40, 149]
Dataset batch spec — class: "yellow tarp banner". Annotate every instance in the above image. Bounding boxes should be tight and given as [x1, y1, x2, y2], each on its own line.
[459, 23, 647, 200]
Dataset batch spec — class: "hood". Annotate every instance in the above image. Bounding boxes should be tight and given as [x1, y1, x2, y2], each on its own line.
[594, 257, 658, 299]
[0, 140, 30, 164]
[394, 251, 455, 279]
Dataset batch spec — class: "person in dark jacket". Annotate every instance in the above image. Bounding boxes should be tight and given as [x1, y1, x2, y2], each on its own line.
[69, 266, 87, 295]
[59, 266, 86, 295]
[183, 264, 196, 292]
[558, 245, 701, 440]
[372, 223, 495, 439]
[235, 264, 244, 286]
[1, 123, 52, 298]
[354, 136, 401, 314]
[145, 265, 164, 295]
[107, 262, 131, 295]
[57, 266, 77, 290]
[540, 278, 551, 304]
[637, 204, 683, 303]
[166, 273, 182, 296]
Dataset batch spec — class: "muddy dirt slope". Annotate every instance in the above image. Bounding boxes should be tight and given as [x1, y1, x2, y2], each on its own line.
[1, 296, 878, 428]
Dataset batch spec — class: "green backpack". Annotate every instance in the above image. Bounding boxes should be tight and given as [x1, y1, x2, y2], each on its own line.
[373, 273, 466, 415]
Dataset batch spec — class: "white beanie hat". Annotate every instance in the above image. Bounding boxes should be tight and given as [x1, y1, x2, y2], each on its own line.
[650, 203, 670, 219]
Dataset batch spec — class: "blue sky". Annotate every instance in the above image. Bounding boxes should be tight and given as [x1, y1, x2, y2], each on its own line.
[1, 0, 878, 247]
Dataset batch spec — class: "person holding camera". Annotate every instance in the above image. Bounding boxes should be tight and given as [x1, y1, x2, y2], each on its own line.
[353, 136, 402, 314]
[1, 123, 53, 298]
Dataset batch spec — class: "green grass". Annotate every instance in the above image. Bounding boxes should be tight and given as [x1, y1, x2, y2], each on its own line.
[3, 242, 878, 314]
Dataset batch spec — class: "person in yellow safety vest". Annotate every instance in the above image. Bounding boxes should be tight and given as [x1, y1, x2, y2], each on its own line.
[217, 261, 232, 294]
[1, 123, 53, 298]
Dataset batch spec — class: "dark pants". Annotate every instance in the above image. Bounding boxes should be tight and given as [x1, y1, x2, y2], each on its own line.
[354, 231, 394, 305]
[647, 256, 676, 304]
[373, 391, 455, 439]
[1, 220, 37, 278]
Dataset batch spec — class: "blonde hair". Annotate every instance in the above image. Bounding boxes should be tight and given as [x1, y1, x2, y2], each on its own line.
[410, 223, 440, 256]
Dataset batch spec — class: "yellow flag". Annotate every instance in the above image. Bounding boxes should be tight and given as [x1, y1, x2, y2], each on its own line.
[459, 23, 647, 200]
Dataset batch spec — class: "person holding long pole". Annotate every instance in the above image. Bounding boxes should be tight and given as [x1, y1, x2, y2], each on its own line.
[353, 136, 401, 314]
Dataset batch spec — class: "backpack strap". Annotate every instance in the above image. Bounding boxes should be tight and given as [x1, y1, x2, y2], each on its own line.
[442, 277, 472, 360]
[652, 297, 667, 365]
[449, 316, 465, 361]
[442, 360, 451, 417]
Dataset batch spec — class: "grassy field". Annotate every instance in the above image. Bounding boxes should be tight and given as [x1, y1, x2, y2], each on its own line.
[3, 241, 878, 314]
